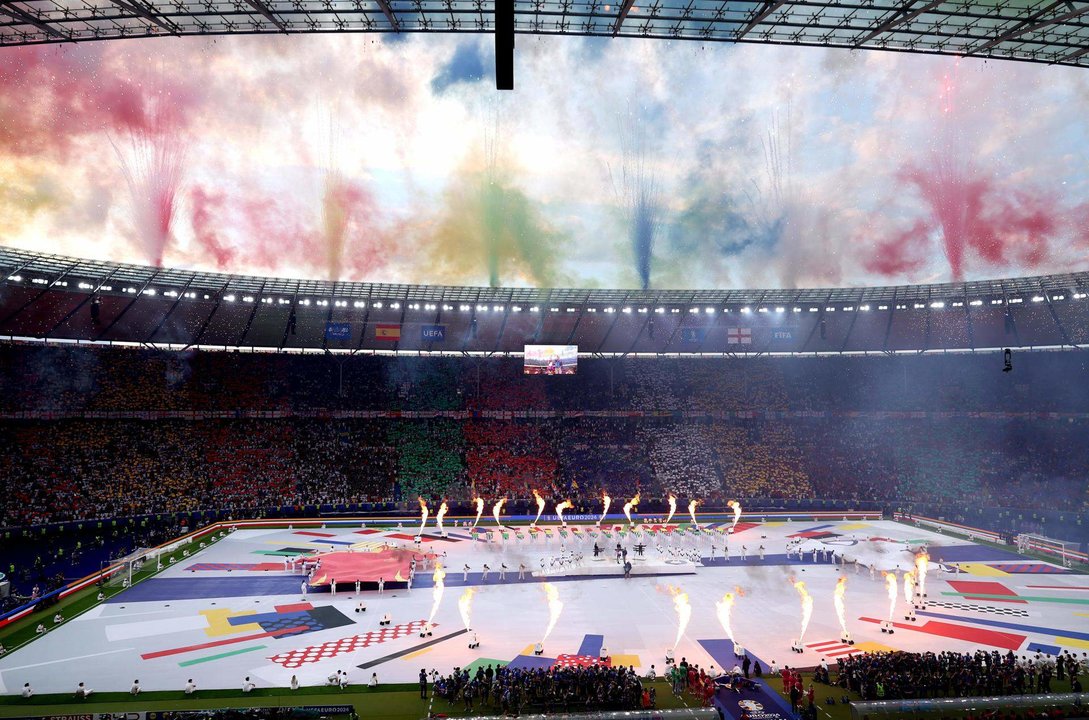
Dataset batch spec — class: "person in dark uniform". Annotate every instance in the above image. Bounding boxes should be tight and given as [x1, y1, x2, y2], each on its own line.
[419, 668, 428, 698]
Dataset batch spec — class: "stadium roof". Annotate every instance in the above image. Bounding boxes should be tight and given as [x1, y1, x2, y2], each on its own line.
[0, 0, 1087, 68]
[3, 246, 1089, 354]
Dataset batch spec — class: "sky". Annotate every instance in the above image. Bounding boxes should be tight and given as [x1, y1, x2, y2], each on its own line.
[1, 33, 1088, 290]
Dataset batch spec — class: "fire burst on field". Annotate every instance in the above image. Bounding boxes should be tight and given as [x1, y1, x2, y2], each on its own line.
[598, 493, 611, 526]
[792, 578, 813, 645]
[727, 500, 742, 530]
[688, 499, 700, 527]
[458, 587, 476, 631]
[541, 583, 564, 643]
[555, 500, 573, 526]
[883, 571, 898, 621]
[472, 498, 485, 528]
[428, 565, 446, 625]
[833, 576, 849, 638]
[493, 498, 507, 527]
[664, 494, 677, 525]
[435, 501, 448, 535]
[904, 570, 916, 603]
[418, 498, 429, 537]
[915, 552, 930, 596]
[716, 592, 737, 645]
[623, 492, 641, 526]
[664, 586, 692, 649]
[531, 489, 546, 527]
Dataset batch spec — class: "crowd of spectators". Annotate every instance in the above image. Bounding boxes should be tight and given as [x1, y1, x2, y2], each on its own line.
[433, 663, 648, 713]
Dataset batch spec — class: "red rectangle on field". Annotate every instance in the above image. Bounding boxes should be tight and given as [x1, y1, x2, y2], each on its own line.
[141, 626, 309, 659]
[948, 580, 1026, 604]
[860, 617, 1025, 650]
[295, 531, 336, 537]
[274, 602, 314, 613]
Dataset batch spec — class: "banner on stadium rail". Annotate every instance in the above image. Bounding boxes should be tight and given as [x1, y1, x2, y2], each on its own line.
[421, 324, 446, 342]
[727, 327, 752, 344]
[680, 328, 707, 343]
[324, 322, 351, 341]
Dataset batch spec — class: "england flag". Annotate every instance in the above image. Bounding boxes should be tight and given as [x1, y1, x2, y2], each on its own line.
[727, 327, 752, 344]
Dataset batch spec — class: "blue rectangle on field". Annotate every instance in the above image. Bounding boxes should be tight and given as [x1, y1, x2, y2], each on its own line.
[421, 324, 446, 342]
[325, 322, 351, 341]
[1028, 642, 1061, 656]
[577, 634, 604, 657]
[508, 654, 556, 670]
[106, 576, 302, 602]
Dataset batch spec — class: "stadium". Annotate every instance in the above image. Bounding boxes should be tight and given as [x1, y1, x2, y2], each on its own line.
[1, 6, 1089, 720]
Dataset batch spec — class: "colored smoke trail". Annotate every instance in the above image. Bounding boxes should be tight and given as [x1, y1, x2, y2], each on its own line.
[792, 579, 813, 644]
[915, 552, 930, 596]
[833, 576, 849, 637]
[472, 497, 484, 528]
[532, 489, 546, 527]
[435, 501, 448, 534]
[623, 492, 641, 525]
[555, 500, 573, 525]
[598, 494, 611, 526]
[688, 499, 700, 527]
[109, 103, 188, 267]
[609, 108, 661, 290]
[428, 565, 445, 624]
[458, 587, 475, 631]
[904, 570, 916, 603]
[665, 586, 691, 649]
[727, 500, 742, 529]
[418, 497, 429, 536]
[493, 498, 507, 527]
[664, 494, 677, 525]
[883, 572, 898, 621]
[716, 592, 736, 643]
[541, 583, 564, 642]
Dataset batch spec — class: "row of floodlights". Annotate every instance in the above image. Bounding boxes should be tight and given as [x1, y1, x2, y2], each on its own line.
[5, 276, 1088, 309]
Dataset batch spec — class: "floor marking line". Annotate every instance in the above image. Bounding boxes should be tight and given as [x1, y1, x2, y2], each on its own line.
[357, 629, 468, 669]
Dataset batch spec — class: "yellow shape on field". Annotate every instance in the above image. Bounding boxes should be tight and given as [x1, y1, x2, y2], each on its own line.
[763, 522, 787, 528]
[201, 608, 259, 637]
[1055, 636, 1089, 649]
[957, 563, 1011, 577]
[1074, 613, 1089, 618]
[837, 523, 871, 531]
[520, 644, 538, 656]
[403, 647, 434, 660]
[351, 541, 386, 551]
[610, 654, 642, 668]
[854, 641, 896, 653]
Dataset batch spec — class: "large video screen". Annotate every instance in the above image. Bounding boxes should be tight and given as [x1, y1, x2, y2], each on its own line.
[524, 345, 578, 375]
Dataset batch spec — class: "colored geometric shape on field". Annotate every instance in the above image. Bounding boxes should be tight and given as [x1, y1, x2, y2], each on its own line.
[1055, 636, 1089, 649]
[295, 531, 336, 538]
[555, 653, 611, 668]
[178, 644, 267, 667]
[519, 644, 538, 656]
[957, 563, 1011, 577]
[387, 533, 435, 542]
[698, 639, 768, 674]
[350, 541, 388, 552]
[228, 604, 353, 638]
[1077, 612, 1089, 617]
[402, 647, 434, 660]
[202, 608, 259, 637]
[762, 522, 786, 528]
[313, 539, 357, 547]
[988, 563, 1069, 574]
[1027, 642, 1062, 656]
[1028, 586, 1089, 592]
[805, 639, 862, 658]
[728, 522, 761, 535]
[916, 609, 1089, 643]
[462, 658, 509, 675]
[274, 602, 314, 613]
[854, 641, 895, 653]
[268, 619, 431, 669]
[507, 654, 557, 670]
[929, 545, 1023, 562]
[256, 548, 315, 557]
[948, 580, 1025, 603]
[787, 524, 833, 538]
[610, 654, 641, 668]
[858, 616, 1025, 650]
[577, 634, 604, 657]
[354, 528, 382, 535]
[838, 523, 871, 531]
[942, 592, 1089, 605]
[186, 562, 286, 572]
[143, 626, 309, 660]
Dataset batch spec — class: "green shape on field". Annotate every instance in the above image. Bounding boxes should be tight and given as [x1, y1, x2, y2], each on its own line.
[178, 645, 267, 667]
[460, 658, 509, 675]
[941, 592, 1089, 605]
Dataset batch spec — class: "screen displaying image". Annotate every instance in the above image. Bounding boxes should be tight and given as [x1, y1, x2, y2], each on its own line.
[524, 345, 578, 375]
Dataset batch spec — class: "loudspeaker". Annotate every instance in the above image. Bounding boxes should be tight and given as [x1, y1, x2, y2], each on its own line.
[495, 0, 514, 90]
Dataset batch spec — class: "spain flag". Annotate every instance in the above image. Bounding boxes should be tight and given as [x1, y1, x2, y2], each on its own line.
[375, 324, 401, 341]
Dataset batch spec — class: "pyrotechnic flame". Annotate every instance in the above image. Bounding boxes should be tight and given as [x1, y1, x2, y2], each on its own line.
[598, 493, 611, 526]
[727, 500, 742, 529]
[472, 498, 484, 528]
[623, 492, 641, 525]
[688, 499, 700, 526]
[883, 572, 898, 621]
[541, 583, 564, 642]
[555, 500, 573, 524]
[833, 576, 849, 636]
[428, 565, 446, 624]
[531, 489, 546, 526]
[792, 579, 814, 644]
[664, 494, 677, 525]
[903, 570, 916, 603]
[493, 498, 507, 527]
[458, 587, 476, 631]
[418, 497, 429, 536]
[665, 586, 691, 649]
[716, 592, 736, 643]
[435, 501, 448, 534]
[915, 551, 930, 596]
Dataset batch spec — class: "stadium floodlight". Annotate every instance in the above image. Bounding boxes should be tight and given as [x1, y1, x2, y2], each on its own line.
[1074, 293, 1087, 299]
[187, 292, 198, 299]
[930, 301, 945, 308]
[1032, 295, 1045, 302]
[54, 281, 68, 286]
[605, 307, 615, 313]
[704, 307, 714, 314]
[991, 299, 1003, 305]
[409, 303, 419, 310]
[495, 305, 505, 312]
[566, 307, 576, 312]
[550, 307, 560, 312]
[476, 304, 487, 311]
[300, 299, 310, 306]
[952, 301, 963, 307]
[970, 300, 983, 306]
[390, 302, 401, 309]
[624, 307, 634, 313]
[638, 307, 648, 313]
[78, 282, 93, 290]
[100, 285, 112, 291]
[7, 275, 21, 281]
[460, 304, 471, 311]
[1052, 295, 1065, 300]
[688, 307, 699, 313]
[587, 307, 597, 312]
[143, 288, 156, 295]
[317, 300, 328, 307]
[655, 307, 665, 313]
[443, 304, 453, 310]
[245, 296, 257, 303]
[825, 307, 836, 312]
[354, 301, 366, 308]
[793, 307, 802, 313]
[859, 305, 870, 311]
[530, 306, 540, 312]
[878, 305, 888, 310]
[757, 307, 768, 313]
[224, 294, 236, 302]
[844, 306, 853, 311]
[32, 278, 48, 284]
[671, 308, 681, 313]
[913, 303, 925, 309]
[373, 301, 383, 308]
[809, 307, 818, 312]
[741, 307, 751, 314]
[1010, 298, 1023, 304]
[512, 305, 522, 312]
[775, 307, 785, 313]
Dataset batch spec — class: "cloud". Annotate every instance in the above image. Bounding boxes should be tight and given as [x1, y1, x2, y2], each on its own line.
[431, 40, 491, 94]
